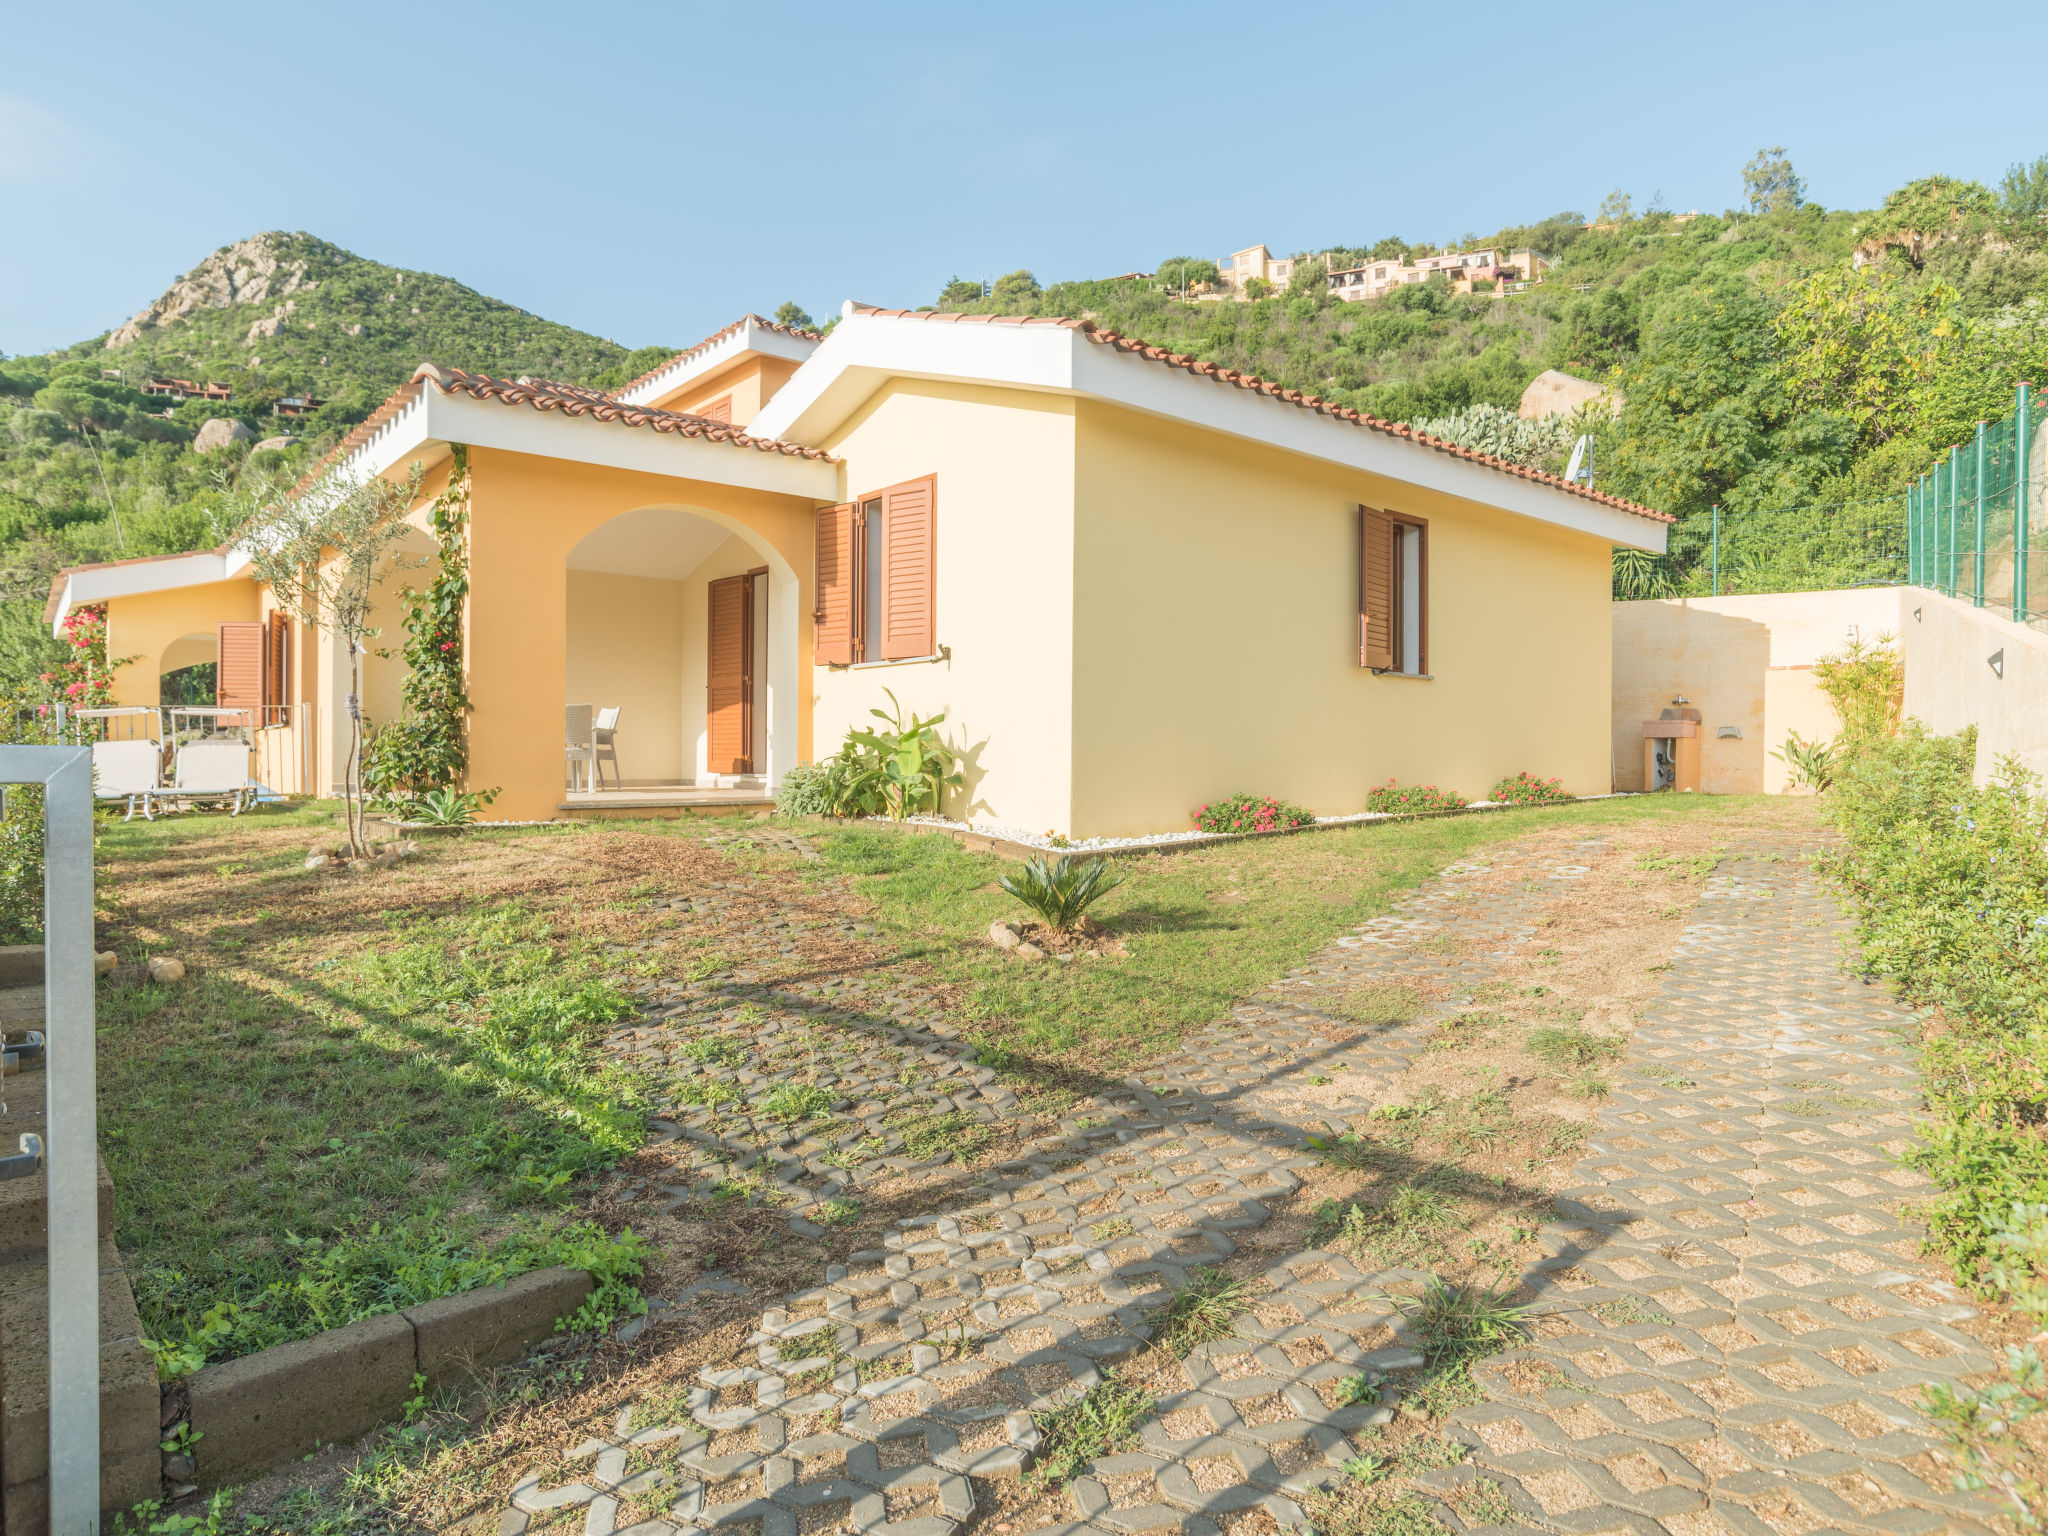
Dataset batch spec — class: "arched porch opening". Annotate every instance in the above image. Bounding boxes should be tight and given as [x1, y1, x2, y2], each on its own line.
[562, 505, 800, 802]
[158, 631, 218, 707]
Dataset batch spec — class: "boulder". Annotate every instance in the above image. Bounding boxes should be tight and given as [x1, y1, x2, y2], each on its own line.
[1013, 942, 1047, 961]
[1517, 368, 1620, 422]
[92, 951, 117, 975]
[988, 921, 1022, 950]
[252, 435, 295, 453]
[193, 418, 255, 454]
[145, 956, 185, 984]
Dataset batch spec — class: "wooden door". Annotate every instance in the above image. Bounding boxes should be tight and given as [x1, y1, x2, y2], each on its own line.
[706, 574, 753, 774]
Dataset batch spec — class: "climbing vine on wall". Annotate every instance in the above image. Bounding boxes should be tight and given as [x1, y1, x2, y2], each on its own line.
[365, 447, 476, 804]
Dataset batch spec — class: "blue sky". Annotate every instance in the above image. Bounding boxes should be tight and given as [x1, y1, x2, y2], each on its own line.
[5, 0, 2046, 358]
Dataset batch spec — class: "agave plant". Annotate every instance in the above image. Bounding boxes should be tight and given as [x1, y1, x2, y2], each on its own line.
[999, 853, 1124, 932]
[411, 787, 488, 825]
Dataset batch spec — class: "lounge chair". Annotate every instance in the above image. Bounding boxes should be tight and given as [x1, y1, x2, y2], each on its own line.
[92, 739, 162, 821]
[148, 739, 252, 816]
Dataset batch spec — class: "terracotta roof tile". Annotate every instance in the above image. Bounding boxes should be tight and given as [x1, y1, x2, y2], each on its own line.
[848, 304, 1671, 524]
[613, 313, 824, 398]
[298, 361, 834, 493]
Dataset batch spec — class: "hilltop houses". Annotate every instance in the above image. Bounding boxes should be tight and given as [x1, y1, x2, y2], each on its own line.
[1214, 244, 1549, 302]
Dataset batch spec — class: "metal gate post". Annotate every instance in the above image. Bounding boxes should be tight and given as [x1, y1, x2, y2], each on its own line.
[0, 745, 99, 1535]
[2018, 383, 2033, 622]
[1711, 504, 1720, 596]
[1974, 420, 1988, 607]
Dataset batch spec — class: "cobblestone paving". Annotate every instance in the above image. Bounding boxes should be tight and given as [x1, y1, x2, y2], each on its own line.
[507, 832, 2000, 1536]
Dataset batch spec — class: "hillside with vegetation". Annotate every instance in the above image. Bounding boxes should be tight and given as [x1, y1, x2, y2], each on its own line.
[936, 151, 2048, 595]
[0, 231, 678, 693]
[9, 153, 2048, 695]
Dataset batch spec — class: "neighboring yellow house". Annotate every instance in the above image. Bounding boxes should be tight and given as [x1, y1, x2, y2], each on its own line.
[49, 305, 1671, 836]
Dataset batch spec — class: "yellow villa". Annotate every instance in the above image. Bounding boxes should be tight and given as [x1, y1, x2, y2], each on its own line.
[47, 306, 1670, 838]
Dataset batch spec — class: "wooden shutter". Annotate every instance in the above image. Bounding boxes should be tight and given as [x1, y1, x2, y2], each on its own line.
[813, 502, 855, 666]
[217, 621, 263, 727]
[878, 475, 936, 661]
[261, 612, 289, 715]
[1359, 506, 1394, 670]
[707, 575, 752, 774]
[695, 394, 733, 424]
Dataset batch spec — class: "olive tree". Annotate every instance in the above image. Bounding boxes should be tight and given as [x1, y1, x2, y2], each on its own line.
[221, 460, 427, 855]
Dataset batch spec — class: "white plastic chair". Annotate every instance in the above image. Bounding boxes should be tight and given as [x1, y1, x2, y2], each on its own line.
[150, 740, 251, 816]
[592, 706, 621, 789]
[565, 704, 596, 792]
[92, 740, 162, 821]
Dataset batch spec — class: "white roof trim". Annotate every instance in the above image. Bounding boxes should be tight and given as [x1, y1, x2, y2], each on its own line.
[611, 317, 821, 412]
[341, 383, 840, 501]
[49, 550, 244, 634]
[754, 307, 1667, 553]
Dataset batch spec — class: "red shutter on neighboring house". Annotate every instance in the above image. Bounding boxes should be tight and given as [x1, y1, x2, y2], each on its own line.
[695, 395, 733, 424]
[813, 503, 855, 666]
[1359, 506, 1394, 670]
[877, 476, 936, 661]
[217, 621, 264, 726]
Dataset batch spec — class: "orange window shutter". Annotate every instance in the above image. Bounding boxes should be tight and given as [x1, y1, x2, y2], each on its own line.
[263, 612, 289, 711]
[706, 575, 751, 774]
[813, 503, 855, 666]
[878, 476, 936, 661]
[217, 621, 264, 724]
[1359, 506, 1394, 670]
[696, 394, 733, 424]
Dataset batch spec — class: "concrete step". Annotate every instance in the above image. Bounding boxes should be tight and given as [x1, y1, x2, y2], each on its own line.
[0, 1232, 160, 1531]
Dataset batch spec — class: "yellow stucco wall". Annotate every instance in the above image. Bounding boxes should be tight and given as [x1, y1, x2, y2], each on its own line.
[652, 356, 805, 425]
[817, 380, 1079, 833]
[567, 571, 686, 783]
[465, 447, 818, 819]
[104, 580, 259, 707]
[1068, 401, 1613, 835]
[1611, 590, 1901, 794]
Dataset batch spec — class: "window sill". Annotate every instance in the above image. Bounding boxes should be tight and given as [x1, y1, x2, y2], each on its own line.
[836, 646, 950, 672]
[1369, 669, 1434, 680]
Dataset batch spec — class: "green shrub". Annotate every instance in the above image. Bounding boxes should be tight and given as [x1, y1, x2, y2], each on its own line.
[1364, 780, 1467, 815]
[818, 689, 963, 821]
[774, 761, 834, 817]
[1489, 771, 1570, 805]
[1819, 725, 2048, 1292]
[999, 853, 1124, 931]
[1194, 793, 1315, 834]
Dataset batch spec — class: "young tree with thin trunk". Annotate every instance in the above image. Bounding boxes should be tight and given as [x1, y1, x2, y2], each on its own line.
[221, 461, 427, 856]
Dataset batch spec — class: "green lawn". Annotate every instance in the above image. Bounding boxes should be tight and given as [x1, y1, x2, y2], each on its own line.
[93, 807, 645, 1371]
[806, 795, 1788, 1091]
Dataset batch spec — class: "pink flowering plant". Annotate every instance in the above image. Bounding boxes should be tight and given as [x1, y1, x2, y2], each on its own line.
[1364, 779, 1468, 815]
[1195, 793, 1316, 836]
[1491, 771, 1572, 806]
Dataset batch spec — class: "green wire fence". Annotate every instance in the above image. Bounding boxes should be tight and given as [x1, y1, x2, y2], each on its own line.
[1675, 495, 1907, 597]
[1906, 381, 2047, 622]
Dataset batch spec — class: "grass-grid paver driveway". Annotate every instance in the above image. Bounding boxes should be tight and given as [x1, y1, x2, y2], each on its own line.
[1450, 845, 2003, 1536]
[501, 831, 2001, 1536]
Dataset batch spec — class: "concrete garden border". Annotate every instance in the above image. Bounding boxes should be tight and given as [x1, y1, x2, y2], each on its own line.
[793, 792, 1642, 864]
[178, 1266, 593, 1490]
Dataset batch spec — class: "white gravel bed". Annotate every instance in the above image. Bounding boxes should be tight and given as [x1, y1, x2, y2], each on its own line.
[875, 793, 1629, 853]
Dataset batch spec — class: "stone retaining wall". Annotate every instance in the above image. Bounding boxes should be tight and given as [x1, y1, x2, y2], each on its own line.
[182, 1266, 593, 1490]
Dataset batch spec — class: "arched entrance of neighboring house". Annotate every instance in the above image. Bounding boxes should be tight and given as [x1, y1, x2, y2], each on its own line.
[158, 631, 218, 707]
[563, 506, 799, 799]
